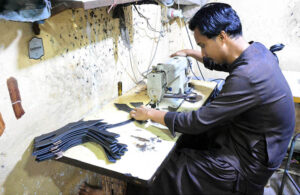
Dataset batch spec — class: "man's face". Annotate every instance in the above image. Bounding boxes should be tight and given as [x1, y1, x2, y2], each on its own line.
[194, 28, 226, 64]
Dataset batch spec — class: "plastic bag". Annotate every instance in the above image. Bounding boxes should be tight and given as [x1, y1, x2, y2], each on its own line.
[0, 0, 51, 22]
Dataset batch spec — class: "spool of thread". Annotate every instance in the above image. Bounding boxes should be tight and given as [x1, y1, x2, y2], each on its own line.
[118, 81, 122, 96]
[167, 8, 183, 19]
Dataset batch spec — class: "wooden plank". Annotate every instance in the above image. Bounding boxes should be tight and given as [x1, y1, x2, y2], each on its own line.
[294, 97, 300, 103]
[82, 0, 143, 10]
[51, 0, 143, 16]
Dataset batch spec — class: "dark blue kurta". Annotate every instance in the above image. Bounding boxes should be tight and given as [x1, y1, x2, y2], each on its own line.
[127, 42, 295, 195]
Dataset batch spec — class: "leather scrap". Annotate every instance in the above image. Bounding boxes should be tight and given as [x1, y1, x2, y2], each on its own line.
[33, 119, 129, 163]
[114, 104, 147, 124]
[7, 77, 25, 119]
[0, 112, 5, 136]
[114, 103, 133, 113]
[130, 102, 143, 108]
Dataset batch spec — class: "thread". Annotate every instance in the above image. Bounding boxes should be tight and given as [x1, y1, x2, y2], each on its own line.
[167, 8, 183, 20]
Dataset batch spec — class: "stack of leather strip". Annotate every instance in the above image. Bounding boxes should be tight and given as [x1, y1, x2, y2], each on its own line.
[33, 119, 130, 163]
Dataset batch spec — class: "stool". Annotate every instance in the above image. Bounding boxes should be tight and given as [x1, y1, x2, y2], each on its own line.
[279, 133, 300, 195]
[101, 176, 127, 195]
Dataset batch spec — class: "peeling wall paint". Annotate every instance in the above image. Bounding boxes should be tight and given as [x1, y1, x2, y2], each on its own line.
[0, 5, 178, 194]
[0, 1, 300, 194]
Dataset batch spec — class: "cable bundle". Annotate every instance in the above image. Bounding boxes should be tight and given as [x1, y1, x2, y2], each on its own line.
[33, 119, 131, 163]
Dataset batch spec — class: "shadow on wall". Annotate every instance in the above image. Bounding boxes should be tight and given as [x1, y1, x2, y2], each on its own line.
[2, 141, 103, 194]
[0, 6, 134, 69]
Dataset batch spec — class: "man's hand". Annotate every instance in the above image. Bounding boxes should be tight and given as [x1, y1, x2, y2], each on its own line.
[130, 106, 167, 126]
[170, 49, 203, 63]
[130, 106, 150, 121]
[170, 49, 189, 57]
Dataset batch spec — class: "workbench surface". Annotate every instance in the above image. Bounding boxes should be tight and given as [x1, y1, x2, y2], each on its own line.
[60, 80, 216, 186]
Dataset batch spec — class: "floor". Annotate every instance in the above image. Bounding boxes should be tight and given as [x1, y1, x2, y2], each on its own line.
[264, 154, 300, 195]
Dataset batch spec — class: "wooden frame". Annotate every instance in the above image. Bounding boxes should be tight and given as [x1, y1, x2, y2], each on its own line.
[51, 0, 143, 15]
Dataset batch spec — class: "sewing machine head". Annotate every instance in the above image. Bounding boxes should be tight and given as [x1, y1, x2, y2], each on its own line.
[146, 56, 191, 109]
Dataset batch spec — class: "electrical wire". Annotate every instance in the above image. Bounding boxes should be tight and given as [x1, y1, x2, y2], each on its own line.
[121, 5, 164, 84]
[119, 53, 139, 84]
[210, 78, 225, 82]
[133, 5, 164, 36]
[128, 47, 139, 83]
[132, 5, 164, 79]
[120, 7, 138, 84]
[187, 59, 201, 80]
[175, 0, 203, 80]
[143, 25, 162, 78]
[183, 20, 205, 80]
[177, 0, 185, 49]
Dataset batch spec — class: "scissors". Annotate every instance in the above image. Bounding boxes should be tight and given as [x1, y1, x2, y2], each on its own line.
[163, 92, 202, 103]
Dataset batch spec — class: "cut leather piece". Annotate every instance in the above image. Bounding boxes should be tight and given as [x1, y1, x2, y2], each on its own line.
[114, 103, 133, 113]
[130, 102, 143, 108]
[107, 119, 134, 128]
[88, 126, 120, 138]
[33, 119, 128, 163]
[7, 77, 25, 119]
[34, 121, 106, 148]
[0, 112, 5, 136]
[34, 120, 105, 143]
[34, 129, 88, 148]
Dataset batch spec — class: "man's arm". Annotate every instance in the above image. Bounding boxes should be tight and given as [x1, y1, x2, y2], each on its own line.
[171, 49, 229, 72]
[164, 74, 258, 135]
[171, 49, 203, 63]
[131, 75, 257, 136]
[130, 106, 167, 126]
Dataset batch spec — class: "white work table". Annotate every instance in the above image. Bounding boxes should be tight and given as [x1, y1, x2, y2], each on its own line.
[59, 80, 216, 186]
[282, 70, 300, 103]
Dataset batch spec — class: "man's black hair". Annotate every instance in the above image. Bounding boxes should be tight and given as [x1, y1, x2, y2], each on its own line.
[189, 3, 242, 39]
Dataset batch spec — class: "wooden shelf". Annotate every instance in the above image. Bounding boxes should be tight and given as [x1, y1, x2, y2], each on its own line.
[51, 0, 143, 15]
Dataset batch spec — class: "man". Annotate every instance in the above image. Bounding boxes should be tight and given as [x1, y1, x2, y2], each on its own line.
[128, 2, 295, 195]
[79, 2, 295, 195]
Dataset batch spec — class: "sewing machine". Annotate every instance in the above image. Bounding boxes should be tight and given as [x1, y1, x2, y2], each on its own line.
[146, 56, 193, 110]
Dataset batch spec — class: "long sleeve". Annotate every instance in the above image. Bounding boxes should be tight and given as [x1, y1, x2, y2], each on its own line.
[164, 42, 295, 188]
[164, 73, 259, 135]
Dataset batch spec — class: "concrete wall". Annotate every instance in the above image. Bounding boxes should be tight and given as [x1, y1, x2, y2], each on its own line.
[210, 0, 300, 131]
[0, 0, 299, 194]
[0, 4, 185, 194]
[217, 0, 300, 72]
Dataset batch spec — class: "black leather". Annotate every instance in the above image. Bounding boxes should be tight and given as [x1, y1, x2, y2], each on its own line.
[33, 119, 128, 163]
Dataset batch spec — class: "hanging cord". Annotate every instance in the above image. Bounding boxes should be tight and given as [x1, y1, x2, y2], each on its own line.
[119, 55, 139, 84]
[107, 0, 117, 13]
[120, 5, 164, 84]
[133, 5, 164, 79]
[128, 47, 139, 84]
[187, 58, 200, 80]
[183, 19, 205, 80]
[118, 6, 138, 84]
[177, 2, 185, 49]
[142, 26, 162, 78]
[133, 5, 164, 36]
